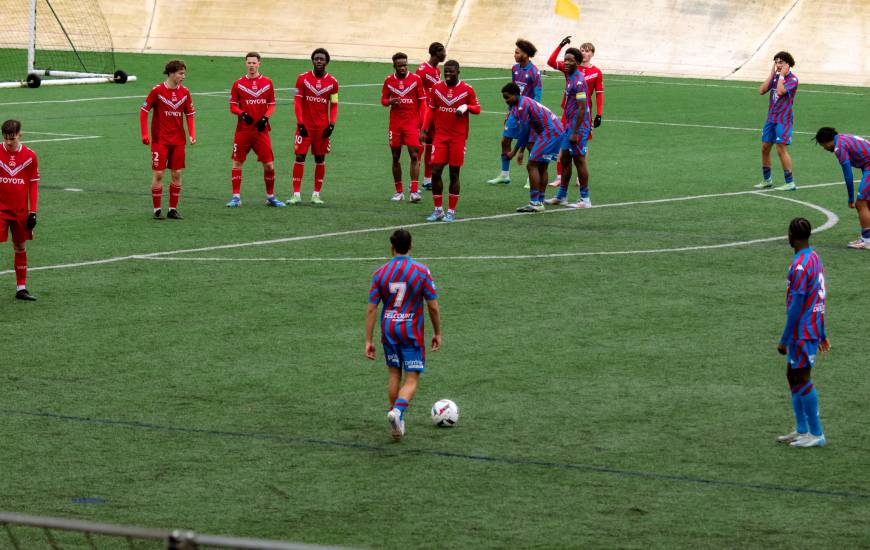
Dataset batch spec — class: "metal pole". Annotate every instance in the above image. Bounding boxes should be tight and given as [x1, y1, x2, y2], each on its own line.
[27, 0, 37, 73]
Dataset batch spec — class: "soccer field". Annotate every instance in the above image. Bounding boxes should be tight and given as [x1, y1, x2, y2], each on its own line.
[1, 52, 869, 549]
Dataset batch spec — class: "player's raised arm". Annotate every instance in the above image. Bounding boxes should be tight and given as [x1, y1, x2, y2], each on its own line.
[759, 62, 776, 95]
[547, 41, 566, 72]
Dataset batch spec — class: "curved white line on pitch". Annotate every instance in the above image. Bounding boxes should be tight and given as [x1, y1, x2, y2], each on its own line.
[0, 184, 841, 276]
[136, 192, 839, 262]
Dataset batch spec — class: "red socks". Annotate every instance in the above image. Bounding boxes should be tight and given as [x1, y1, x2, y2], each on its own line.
[264, 168, 275, 196]
[14, 250, 26, 288]
[169, 183, 180, 209]
[293, 162, 304, 193]
[410, 180, 419, 193]
[231, 167, 242, 195]
[448, 193, 459, 212]
[433, 194, 443, 209]
[151, 182, 162, 209]
[314, 163, 325, 193]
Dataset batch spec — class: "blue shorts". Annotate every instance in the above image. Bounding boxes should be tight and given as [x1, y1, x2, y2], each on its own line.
[560, 128, 589, 157]
[503, 112, 522, 139]
[858, 169, 870, 201]
[787, 339, 819, 370]
[528, 135, 562, 163]
[383, 342, 426, 372]
[762, 121, 793, 145]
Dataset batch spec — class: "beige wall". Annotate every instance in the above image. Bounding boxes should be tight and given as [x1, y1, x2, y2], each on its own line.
[96, 0, 870, 86]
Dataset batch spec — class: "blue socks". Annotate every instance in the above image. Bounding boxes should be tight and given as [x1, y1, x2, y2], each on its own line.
[784, 170, 794, 184]
[790, 384, 808, 433]
[762, 166, 772, 182]
[792, 381, 822, 436]
[393, 398, 409, 420]
[861, 227, 870, 240]
[580, 184, 589, 199]
[501, 156, 510, 172]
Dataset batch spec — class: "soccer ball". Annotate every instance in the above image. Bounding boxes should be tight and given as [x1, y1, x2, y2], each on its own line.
[431, 399, 459, 427]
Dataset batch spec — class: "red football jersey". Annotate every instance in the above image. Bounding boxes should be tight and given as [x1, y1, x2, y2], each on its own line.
[141, 83, 195, 146]
[580, 64, 604, 116]
[427, 80, 479, 140]
[415, 62, 441, 95]
[381, 73, 427, 124]
[295, 71, 339, 129]
[230, 75, 276, 133]
[0, 144, 39, 213]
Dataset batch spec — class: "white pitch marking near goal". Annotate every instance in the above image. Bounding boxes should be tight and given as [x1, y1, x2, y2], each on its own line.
[0, 183, 841, 277]
[23, 136, 102, 144]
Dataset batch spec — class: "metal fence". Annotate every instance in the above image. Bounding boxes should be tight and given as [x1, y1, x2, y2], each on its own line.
[0, 512, 354, 550]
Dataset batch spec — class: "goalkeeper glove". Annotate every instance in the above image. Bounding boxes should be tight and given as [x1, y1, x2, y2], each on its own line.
[25, 212, 37, 230]
[240, 112, 254, 125]
[593, 115, 602, 128]
[297, 124, 308, 138]
[256, 116, 269, 131]
[322, 124, 335, 138]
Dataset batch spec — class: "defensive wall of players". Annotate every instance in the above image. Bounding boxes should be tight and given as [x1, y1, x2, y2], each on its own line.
[95, 0, 870, 86]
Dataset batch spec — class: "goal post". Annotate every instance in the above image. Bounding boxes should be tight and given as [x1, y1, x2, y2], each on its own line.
[0, 0, 136, 89]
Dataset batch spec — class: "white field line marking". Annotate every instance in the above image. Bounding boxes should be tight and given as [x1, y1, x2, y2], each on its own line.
[605, 118, 812, 135]
[23, 136, 102, 144]
[603, 78, 864, 96]
[0, 76, 510, 107]
[0, 182, 842, 276]
[135, 191, 839, 262]
[27, 131, 90, 137]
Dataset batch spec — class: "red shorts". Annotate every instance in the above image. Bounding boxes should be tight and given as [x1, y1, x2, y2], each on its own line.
[431, 137, 466, 167]
[151, 143, 185, 171]
[233, 131, 274, 163]
[389, 119, 421, 149]
[0, 210, 32, 243]
[294, 127, 331, 156]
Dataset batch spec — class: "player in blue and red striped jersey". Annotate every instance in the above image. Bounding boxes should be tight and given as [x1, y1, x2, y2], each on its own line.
[775, 217, 829, 448]
[543, 47, 590, 208]
[755, 51, 798, 191]
[487, 39, 542, 185]
[365, 229, 442, 441]
[501, 83, 564, 212]
[814, 127, 870, 250]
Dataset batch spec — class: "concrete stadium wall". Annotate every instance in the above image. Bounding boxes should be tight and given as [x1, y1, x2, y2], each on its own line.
[96, 0, 870, 87]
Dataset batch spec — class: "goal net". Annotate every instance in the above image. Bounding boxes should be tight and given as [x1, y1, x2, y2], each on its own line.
[0, 0, 135, 88]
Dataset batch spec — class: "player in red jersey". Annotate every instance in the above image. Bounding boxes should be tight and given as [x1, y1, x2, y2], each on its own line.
[419, 60, 480, 222]
[548, 37, 604, 198]
[291, 48, 339, 205]
[0, 120, 40, 301]
[382, 52, 428, 203]
[415, 42, 446, 191]
[139, 60, 196, 219]
[226, 52, 283, 208]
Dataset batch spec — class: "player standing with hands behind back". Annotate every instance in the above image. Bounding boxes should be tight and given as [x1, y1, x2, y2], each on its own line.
[140, 60, 196, 219]
[755, 52, 798, 191]
[366, 229, 441, 441]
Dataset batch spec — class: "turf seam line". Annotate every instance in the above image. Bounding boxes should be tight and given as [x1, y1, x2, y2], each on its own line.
[4, 408, 867, 501]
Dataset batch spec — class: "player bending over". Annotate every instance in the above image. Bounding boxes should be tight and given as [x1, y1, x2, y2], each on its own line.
[382, 52, 427, 203]
[775, 217, 828, 448]
[814, 127, 870, 249]
[420, 60, 480, 222]
[365, 229, 442, 441]
[487, 39, 541, 186]
[291, 48, 339, 205]
[415, 42, 447, 191]
[226, 52, 283, 208]
[0, 120, 39, 301]
[140, 60, 196, 219]
[755, 51, 798, 191]
[543, 47, 591, 208]
[501, 83, 564, 212]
